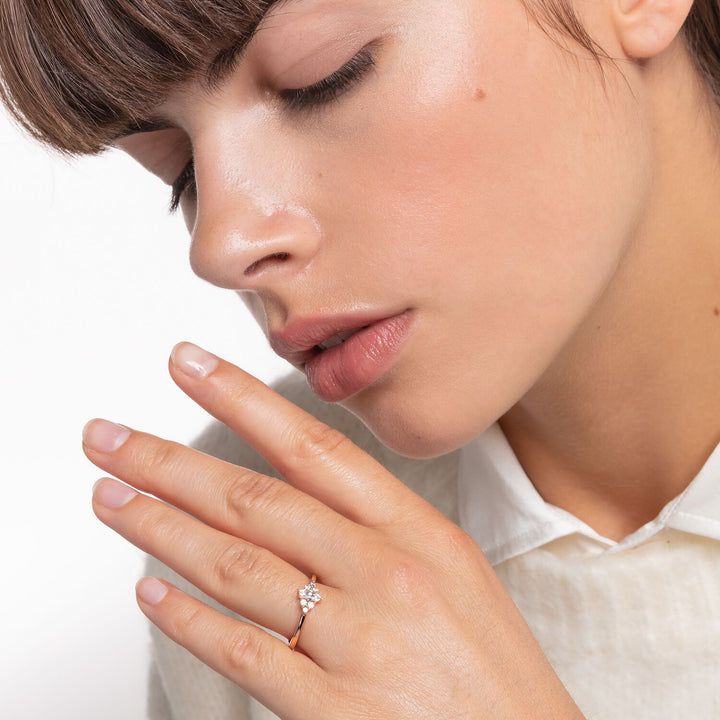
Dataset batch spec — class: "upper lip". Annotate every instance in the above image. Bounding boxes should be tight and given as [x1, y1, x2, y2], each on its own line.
[269, 310, 405, 367]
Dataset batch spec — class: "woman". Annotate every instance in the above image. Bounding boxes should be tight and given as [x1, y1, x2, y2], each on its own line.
[1, 0, 718, 717]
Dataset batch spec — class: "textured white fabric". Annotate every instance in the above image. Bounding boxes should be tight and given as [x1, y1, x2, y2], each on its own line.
[460, 424, 720, 719]
[147, 372, 720, 718]
[494, 531, 720, 720]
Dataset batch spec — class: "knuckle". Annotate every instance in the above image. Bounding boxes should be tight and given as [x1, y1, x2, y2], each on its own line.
[224, 375, 259, 413]
[419, 524, 493, 581]
[286, 419, 352, 466]
[383, 556, 438, 610]
[223, 626, 262, 675]
[213, 540, 265, 588]
[343, 620, 401, 679]
[168, 603, 205, 643]
[435, 523, 479, 561]
[225, 472, 284, 521]
[134, 505, 173, 548]
[135, 439, 180, 483]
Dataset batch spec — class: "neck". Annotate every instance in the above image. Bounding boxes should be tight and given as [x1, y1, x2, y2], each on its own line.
[500, 46, 720, 541]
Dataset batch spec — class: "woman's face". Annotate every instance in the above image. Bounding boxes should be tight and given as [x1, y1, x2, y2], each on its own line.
[120, 0, 650, 457]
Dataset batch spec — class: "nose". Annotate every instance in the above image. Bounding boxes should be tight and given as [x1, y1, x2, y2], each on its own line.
[188, 152, 323, 292]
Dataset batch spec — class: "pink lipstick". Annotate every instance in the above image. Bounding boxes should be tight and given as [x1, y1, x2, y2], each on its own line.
[302, 311, 414, 402]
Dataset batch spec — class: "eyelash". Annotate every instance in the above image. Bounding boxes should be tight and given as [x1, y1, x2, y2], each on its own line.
[169, 46, 377, 213]
[170, 158, 196, 213]
[279, 45, 376, 113]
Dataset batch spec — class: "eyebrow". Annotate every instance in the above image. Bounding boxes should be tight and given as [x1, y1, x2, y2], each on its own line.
[204, 0, 292, 88]
[116, 0, 294, 139]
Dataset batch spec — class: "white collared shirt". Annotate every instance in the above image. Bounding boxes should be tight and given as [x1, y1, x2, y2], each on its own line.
[458, 424, 720, 719]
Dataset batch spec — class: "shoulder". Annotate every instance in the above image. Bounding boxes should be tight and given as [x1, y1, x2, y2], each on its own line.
[192, 371, 460, 522]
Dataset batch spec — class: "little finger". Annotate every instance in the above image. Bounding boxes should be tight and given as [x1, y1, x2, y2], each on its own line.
[135, 577, 331, 720]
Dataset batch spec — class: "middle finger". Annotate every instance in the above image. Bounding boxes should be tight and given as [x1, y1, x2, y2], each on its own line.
[83, 419, 363, 586]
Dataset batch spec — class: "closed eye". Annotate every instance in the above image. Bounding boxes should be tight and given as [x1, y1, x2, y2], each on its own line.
[169, 45, 378, 213]
[279, 44, 377, 113]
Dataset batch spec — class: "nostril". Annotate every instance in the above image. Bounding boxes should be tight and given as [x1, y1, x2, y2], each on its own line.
[244, 252, 290, 277]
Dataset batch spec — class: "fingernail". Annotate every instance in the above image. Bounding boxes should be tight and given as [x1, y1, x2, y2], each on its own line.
[136, 577, 169, 605]
[93, 478, 138, 509]
[171, 342, 219, 380]
[83, 419, 131, 453]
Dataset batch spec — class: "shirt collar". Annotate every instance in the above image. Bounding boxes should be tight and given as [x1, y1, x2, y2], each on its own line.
[458, 424, 720, 566]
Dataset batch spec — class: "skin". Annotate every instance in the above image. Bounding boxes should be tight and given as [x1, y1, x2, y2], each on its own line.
[87, 0, 720, 714]
[86, 348, 584, 718]
[121, 0, 649, 462]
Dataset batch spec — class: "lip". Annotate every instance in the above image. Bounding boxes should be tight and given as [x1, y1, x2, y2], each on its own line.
[270, 310, 415, 402]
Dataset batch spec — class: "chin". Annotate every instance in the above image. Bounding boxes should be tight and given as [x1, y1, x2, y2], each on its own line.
[342, 387, 490, 459]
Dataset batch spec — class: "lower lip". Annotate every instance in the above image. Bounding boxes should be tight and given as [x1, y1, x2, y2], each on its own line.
[304, 311, 415, 402]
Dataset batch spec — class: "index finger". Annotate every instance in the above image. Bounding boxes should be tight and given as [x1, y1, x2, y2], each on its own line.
[168, 342, 425, 527]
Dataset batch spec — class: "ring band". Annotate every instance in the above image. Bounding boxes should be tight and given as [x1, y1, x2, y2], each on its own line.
[289, 574, 322, 651]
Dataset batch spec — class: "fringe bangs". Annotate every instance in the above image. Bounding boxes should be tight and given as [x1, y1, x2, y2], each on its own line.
[0, 0, 273, 153]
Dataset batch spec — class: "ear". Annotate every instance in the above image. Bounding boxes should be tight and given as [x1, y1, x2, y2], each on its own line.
[612, 0, 694, 59]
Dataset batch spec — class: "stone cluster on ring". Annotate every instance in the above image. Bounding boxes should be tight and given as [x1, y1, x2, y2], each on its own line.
[299, 579, 322, 614]
[289, 575, 321, 650]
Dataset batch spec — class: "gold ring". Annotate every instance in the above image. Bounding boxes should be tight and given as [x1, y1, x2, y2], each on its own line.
[289, 574, 322, 651]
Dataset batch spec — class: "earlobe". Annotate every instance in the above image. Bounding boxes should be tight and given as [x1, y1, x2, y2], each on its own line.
[613, 0, 694, 59]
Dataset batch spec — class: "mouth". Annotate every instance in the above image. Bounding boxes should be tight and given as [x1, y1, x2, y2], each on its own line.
[270, 312, 398, 366]
[314, 326, 370, 352]
[270, 310, 415, 401]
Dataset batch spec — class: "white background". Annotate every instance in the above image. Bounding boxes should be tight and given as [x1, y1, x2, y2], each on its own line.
[0, 109, 290, 719]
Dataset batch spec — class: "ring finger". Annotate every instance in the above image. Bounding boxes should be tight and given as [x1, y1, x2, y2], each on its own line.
[92, 477, 341, 661]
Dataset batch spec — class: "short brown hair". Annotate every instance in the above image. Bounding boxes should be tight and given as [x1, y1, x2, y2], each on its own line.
[0, 0, 280, 153]
[1, 0, 719, 155]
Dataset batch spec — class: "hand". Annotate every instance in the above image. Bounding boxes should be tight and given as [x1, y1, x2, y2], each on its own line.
[83, 342, 583, 719]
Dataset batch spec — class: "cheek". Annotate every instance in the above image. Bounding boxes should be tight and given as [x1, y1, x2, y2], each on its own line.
[356, 1, 648, 313]
[324, 10, 652, 454]
[406, 50, 640, 271]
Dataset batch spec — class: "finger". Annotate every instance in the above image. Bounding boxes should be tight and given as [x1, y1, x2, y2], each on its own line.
[168, 342, 426, 526]
[93, 477, 341, 660]
[135, 577, 331, 719]
[83, 420, 362, 583]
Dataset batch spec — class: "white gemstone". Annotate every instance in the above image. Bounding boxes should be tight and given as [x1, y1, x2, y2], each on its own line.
[298, 581, 322, 615]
